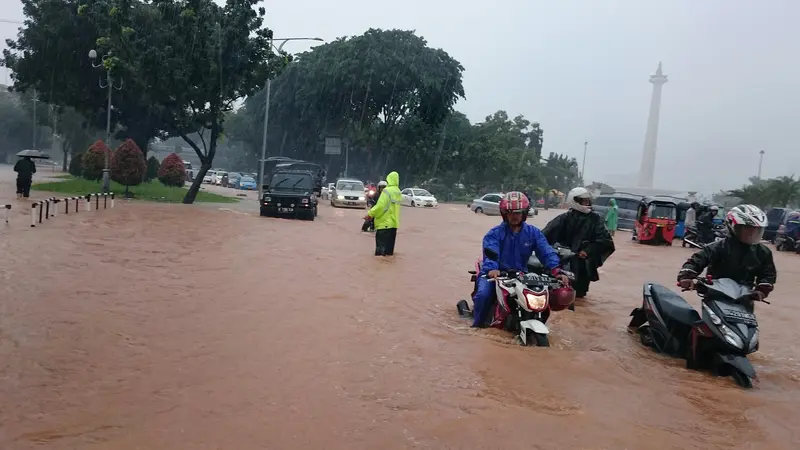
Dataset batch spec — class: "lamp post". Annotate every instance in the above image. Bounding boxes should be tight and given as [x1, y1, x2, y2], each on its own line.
[258, 37, 324, 199]
[757, 149, 765, 180]
[88, 49, 122, 193]
[580, 141, 588, 181]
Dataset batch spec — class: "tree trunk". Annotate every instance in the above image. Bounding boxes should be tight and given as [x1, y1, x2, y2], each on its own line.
[62, 140, 70, 172]
[184, 164, 210, 204]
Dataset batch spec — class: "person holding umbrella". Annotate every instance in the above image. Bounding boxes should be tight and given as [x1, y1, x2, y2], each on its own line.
[14, 150, 45, 199]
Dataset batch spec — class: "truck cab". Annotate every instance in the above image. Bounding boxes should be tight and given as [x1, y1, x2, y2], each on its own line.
[260, 169, 318, 221]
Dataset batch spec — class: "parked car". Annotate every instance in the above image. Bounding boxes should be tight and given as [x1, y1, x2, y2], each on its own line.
[469, 193, 504, 215]
[238, 176, 257, 190]
[330, 179, 366, 208]
[213, 171, 228, 185]
[765, 207, 794, 243]
[227, 172, 242, 188]
[203, 170, 217, 184]
[401, 188, 438, 207]
[592, 193, 645, 230]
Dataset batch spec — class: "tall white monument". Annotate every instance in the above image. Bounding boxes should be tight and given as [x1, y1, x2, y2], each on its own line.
[637, 62, 668, 188]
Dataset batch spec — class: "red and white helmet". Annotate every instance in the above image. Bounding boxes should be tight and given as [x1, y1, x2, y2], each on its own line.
[499, 191, 531, 222]
[725, 204, 768, 245]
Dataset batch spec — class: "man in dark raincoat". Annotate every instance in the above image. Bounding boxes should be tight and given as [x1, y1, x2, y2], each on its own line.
[14, 156, 37, 199]
[542, 187, 615, 298]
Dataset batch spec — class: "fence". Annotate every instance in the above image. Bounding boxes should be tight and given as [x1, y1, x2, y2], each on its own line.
[29, 193, 115, 227]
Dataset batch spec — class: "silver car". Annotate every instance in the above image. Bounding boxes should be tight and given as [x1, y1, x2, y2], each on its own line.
[469, 193, 504, 215]
[330, 179, 367, 208]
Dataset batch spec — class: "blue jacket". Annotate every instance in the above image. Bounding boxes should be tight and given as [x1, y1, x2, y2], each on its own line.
[481, 223, 560, 274]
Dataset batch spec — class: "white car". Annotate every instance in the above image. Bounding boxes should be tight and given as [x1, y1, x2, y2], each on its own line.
[203, 170, 217, 184]
[330, 179, 367, 208]
[401, 188, 438, 208]
[213, 171, 228, 185]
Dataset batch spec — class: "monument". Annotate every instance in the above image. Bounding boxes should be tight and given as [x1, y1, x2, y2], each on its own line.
[637, 62, 668, 188]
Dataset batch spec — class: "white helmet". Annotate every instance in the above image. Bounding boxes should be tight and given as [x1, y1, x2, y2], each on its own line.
[566, 187, 593, 214]
[725, 204, 768, 245]
[378, 180, 387, 187]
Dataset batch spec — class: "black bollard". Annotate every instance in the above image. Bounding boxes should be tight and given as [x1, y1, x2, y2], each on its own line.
[38, 201, 44, 224]
[104, 193, 108, 209]
[45, 199, 50, 219]
[95, 193, 100, 210]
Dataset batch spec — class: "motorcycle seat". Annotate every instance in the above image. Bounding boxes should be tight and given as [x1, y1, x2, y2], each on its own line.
[649, 284, 700, 326]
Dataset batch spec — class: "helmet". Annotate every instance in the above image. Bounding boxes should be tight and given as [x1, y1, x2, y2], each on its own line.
[710, 205, 720, 213]
[725, 204, 768, 245]
[549, 286, 576, 312]
[566, 187, 592, 214]
[377, 181, 387, 188]
[690, 202, 700, 210]
[499, 191, 531, 222]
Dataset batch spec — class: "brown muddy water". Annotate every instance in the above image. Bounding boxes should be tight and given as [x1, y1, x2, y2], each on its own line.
[1, 199, 799, 449]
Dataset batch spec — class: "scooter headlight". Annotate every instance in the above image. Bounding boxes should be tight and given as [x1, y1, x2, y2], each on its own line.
[524, 292, 548, 311]
[701, 303, 722, 325]
[749, 329, 759, 351]
[719, 324, 744, 349]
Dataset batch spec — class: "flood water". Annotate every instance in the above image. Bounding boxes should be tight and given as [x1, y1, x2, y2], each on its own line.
[1, 191, 799, 448]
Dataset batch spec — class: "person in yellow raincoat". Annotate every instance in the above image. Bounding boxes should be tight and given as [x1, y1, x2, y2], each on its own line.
[365, 171, 401, 255]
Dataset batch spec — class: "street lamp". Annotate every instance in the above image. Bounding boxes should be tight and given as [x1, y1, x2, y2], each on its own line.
[258, 37, 324, 199]
[88, 49, 122, 193]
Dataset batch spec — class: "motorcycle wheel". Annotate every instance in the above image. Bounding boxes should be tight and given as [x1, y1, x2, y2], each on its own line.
[731, 370, 753, 389]
[524, 329, 550, 347]
[681, 239, 686, 248]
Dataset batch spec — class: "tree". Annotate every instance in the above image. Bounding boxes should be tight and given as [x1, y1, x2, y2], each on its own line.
[111, 138, 146, 196]
[1, 0, 163, 155]
[69, 152, 84, 177]
[727, 176, 800, 209]
[82, 140, 111, 181]
[106, 0, 276, 203]
[157, 153, 185, 187]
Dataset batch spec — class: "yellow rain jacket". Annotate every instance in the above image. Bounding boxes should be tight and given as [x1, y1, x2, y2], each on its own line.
[368, 171, 401, 229]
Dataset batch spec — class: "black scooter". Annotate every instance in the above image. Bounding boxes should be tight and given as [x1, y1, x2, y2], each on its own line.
[360, 193, 379, 232]
[628, 277, 768, 388]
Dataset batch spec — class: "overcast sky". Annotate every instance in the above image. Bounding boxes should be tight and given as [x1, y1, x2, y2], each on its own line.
[2, 0, 798, 193]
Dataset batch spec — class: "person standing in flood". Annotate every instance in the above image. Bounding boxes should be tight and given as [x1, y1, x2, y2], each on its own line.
[364, 171, 401, 256]
[14, 156, 36, 199]
[605, 198, 618, 236]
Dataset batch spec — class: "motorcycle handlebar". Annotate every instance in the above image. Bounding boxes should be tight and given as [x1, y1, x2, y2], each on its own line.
[675, 278, 770, 304]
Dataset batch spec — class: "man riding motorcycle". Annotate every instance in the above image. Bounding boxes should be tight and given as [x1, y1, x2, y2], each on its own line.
[542, 187, 615, 298]
[471, 192, 570, 328]
[695, 204, 719, 244]
[678, 204, 776, 303]
[361, 181, 386, 232]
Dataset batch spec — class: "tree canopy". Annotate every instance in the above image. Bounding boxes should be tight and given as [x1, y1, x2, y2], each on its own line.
[725, 176, 800, 209]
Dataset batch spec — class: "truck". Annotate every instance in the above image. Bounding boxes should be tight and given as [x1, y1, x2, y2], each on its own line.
[262, 157, 325, 195]
[260, 169, 319, 220]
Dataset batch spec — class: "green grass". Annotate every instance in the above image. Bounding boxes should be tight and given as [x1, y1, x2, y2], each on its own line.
[33, 176, 238, 203]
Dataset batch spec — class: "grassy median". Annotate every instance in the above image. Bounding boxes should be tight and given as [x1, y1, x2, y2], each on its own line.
[33, 176, 238, 203]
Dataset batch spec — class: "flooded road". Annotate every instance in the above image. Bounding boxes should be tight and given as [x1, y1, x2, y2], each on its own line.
[1, 197, 799, 449]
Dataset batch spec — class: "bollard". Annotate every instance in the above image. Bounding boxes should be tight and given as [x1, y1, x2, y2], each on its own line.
[3, 204, 10, 224]
[45, 199, 50, 220]
[30, 203, 37, 227]
[95, 193, 100, 210]
[110, 192, 115, 208]
[74, 197, 80, 213]
[85, 194, 91, 212]
[38, 201, 44, 224]
[103, 193, 108, 209]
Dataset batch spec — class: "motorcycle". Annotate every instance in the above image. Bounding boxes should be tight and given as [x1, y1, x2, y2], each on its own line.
[682, 223, 726, 248]
[628, 277, 768, 388]
[360, 191, 380, 232]
[774, 222, 800, 253]
[456, 247, 576, 347]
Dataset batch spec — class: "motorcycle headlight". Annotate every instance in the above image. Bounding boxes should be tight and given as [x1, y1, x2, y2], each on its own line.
[719, 323, 744, 349]
[524, 292, 548, 311]
[749, 329, 759, 351]
[701, 303, 722, 325]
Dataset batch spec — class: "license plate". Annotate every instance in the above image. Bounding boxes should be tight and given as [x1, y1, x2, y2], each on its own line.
[348, 202, 355, 205]
[279, 207, 293, 213]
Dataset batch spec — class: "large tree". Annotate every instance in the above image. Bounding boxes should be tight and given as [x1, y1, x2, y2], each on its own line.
[1, 0, 163, 155]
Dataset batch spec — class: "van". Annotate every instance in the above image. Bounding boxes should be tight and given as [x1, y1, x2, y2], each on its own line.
[592, 193, 644, 230]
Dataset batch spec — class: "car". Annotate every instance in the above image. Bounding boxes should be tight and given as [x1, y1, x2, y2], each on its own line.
[322, 183, 335, 200]
[238, 176, 257, 190]
[227, 172, 242, 188]
[203, 170, 217, 184]
[765, 207, 794, 243]
[469, 193, 504, 215]
[330, 179, 367, 208]
[260, 170, 318, 220]
[213, 171, 228, 185]
[592, 193, 645, 230]
[401, 188, 438, 207]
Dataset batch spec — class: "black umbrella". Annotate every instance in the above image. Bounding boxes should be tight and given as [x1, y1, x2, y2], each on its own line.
[16, 149, 51, 159]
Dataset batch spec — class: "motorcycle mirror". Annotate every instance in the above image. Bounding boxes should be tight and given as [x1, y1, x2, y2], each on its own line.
[483, 248, 499, 261]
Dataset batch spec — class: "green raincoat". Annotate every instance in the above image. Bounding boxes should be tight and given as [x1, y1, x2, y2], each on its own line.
[368, 171, 401, 229]
[605, 198, 619, 231]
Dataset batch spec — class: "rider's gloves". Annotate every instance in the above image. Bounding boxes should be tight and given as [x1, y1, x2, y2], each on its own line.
[755, 283, 774, 299]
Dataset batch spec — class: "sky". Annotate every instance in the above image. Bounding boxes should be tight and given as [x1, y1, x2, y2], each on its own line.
[2, 0, 799, 193]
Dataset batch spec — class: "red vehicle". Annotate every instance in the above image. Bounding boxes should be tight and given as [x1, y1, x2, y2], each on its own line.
[634, 197, 678, 245]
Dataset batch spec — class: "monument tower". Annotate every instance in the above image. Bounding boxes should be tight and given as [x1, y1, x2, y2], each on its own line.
[637, 62, 668, 188]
